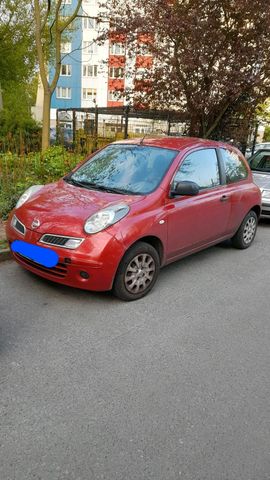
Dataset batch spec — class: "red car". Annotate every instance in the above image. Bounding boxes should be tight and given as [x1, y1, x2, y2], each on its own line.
[6, 137, 261, 301]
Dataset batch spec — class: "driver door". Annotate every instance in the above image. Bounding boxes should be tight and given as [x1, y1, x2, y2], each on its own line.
[166, 148, 231, 260]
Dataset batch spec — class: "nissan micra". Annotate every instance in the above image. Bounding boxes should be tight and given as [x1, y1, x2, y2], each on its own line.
[6, 137, 261, 301]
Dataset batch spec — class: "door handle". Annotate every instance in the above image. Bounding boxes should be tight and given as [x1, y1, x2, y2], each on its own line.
[220, 194, 229, 202]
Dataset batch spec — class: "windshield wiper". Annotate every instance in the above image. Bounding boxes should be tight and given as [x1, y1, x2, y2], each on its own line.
[65, 177, 135, 195]
[65, 177, 92, 189]
[89, 184, 135, 195]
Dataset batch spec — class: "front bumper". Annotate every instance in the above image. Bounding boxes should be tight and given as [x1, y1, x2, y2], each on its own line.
[6, 219, 125, 292]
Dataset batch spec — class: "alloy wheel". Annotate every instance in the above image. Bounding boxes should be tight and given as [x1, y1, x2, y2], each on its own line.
[243, 217, 257, 244]
[124, 253, 156, 294]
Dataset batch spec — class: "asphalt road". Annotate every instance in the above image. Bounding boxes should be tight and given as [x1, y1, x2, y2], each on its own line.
[1, 221, 270, 480]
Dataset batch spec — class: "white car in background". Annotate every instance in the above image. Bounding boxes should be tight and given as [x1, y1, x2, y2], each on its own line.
[249, 149, 270, 217]
[246, 142, 270, 159]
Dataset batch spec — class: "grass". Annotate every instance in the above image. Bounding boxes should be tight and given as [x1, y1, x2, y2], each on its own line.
[0, 146, 83, 220]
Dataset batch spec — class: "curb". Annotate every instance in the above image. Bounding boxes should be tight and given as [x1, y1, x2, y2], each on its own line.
[0, 249, 12, 263]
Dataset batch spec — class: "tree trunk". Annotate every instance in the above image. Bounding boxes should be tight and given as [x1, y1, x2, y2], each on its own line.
[188, 115, 199, 137]
[42, 89, 51, 152]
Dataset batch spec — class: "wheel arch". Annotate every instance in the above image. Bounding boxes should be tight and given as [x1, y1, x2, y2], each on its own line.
[114, 235, 165, 276]
[135, 235, 165, 265]
[250, 204, 261, 218]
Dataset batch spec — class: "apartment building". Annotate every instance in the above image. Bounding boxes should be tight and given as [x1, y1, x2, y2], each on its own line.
[33, 0, 154, 132]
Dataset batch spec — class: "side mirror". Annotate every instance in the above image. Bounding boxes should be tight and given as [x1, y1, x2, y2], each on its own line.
[171, 181, 200, 197]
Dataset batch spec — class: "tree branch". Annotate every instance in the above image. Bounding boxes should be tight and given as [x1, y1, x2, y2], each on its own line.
[41, 0, 51, 33]
[59, 0, 82, 33]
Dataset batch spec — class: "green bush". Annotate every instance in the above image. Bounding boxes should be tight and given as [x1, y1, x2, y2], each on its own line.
[263, 125, 270, 142]
[0, 146, 83, 219]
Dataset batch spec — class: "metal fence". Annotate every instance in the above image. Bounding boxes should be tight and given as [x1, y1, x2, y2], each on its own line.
[54, 106, 189, 153]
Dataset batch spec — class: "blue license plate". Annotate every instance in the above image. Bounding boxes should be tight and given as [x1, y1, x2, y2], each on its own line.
[11, 240, 59, 268]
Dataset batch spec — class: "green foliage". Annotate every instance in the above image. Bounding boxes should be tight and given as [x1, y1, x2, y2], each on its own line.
[0, 82, 41, 153]
[0, 1, 36, 87]
[0, 146, 83, 219]
[263, 126, 270, 142]
[0, 1, 37, 150]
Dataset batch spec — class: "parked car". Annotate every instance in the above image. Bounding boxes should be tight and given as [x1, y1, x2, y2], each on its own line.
[245, 142, 270, 159]
[6, 137, 261, 301]
[248, 149, 270, 217]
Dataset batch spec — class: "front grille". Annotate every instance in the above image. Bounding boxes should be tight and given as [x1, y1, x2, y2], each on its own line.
[39, 234, 83, 248]
[41, 234, 69, 246]
[12, 215, 25, 235]
[14, 252, 68, 278]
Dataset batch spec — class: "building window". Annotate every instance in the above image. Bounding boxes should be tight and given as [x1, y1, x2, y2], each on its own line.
[137, 43, 152, 56]
[109, 67, 124, 78]
[56, 87, 71, 99]
[61, 42, 72, 54]
[108, 90, 124, 102]
[83, 17, 97, 29]
[109, 43, 125, 55]
[135, 67, 149, 79]
[83, 65, 98, 77]
[82, 88, 97, 101]
[60, 64, 72, 76]
[82, 41, 97, 54]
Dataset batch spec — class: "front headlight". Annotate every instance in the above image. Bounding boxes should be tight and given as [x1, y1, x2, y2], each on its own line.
[84, 203, 130, 234]
[16, 185, 43, 209]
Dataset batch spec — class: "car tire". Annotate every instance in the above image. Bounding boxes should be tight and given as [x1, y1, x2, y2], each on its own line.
[113, 242, 160, 301]
[231, 210, 258, 249]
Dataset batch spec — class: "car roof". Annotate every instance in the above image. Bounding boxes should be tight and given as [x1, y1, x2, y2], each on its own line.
[112, 136, 235, 151]
[251, 148, 270, 154]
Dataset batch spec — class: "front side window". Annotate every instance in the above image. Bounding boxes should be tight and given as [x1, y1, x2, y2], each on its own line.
[172, 148, 220, 190]
[70, 145, 178, 195]
[221, 149, 248, 182]
[249, 150, 270, 172]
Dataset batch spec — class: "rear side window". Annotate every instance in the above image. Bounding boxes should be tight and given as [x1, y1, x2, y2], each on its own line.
[221, 149, 248, 183]
[172, 148, 220, 190]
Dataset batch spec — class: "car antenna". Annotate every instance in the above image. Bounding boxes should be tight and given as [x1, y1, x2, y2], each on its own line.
[139, 135, 146, 145]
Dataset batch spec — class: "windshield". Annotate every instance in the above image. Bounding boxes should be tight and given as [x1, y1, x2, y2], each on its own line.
[249, 150, 270, 172]
[69, 144, 178, 194]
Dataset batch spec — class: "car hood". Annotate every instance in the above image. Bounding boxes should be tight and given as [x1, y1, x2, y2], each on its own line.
[15, 180, 144, 236]
[252, 171, 270, 190]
